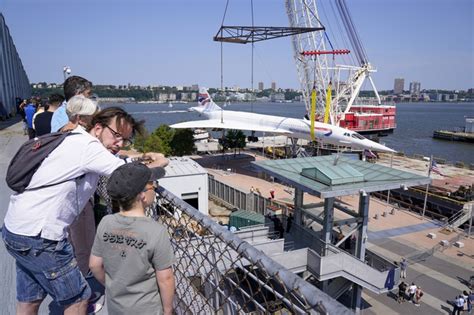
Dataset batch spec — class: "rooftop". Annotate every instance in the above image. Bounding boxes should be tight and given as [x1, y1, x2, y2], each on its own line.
[164, 156, 207, 177]
[253, 155, 431, 198]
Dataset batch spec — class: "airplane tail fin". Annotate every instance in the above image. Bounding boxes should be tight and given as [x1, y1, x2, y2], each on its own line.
[191, 87, 221, 113]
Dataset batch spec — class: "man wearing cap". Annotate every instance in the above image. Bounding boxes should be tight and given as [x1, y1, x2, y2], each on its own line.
[89, 162, 175, 315]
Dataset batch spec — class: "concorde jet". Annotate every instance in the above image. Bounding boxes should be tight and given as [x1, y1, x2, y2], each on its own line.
[170, 88, 395, 153]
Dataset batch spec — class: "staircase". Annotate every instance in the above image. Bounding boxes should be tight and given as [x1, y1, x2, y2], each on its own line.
[445, 202, 473, 230]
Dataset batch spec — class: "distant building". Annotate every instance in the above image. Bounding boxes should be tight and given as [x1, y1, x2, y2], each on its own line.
[270, 93, 285, 102]
[271, 82, 276, 90]
[409, 81, 421, 96]
[393, 78, 404, 94]
[258, 82, 264, 91]
[191, 84, 199, 91]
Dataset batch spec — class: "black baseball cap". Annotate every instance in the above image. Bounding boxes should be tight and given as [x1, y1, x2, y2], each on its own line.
[107, 162, 166, 201]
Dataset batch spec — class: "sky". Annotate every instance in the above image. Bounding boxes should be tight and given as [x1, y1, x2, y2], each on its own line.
[1, 0, 473, 91]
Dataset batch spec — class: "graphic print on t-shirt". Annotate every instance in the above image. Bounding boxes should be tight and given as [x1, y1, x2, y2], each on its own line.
[102, 230, 147, 258]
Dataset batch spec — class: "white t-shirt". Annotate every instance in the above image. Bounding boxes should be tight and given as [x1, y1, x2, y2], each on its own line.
[408, 285, 417, 294]
[456, 297, 465, 307]
[4, 126, 124, 240]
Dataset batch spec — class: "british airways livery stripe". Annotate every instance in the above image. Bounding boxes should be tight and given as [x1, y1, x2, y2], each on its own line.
[314, 127, 333, 136]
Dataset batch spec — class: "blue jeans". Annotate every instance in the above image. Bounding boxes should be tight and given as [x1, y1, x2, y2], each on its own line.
[2, 226, 91, 306]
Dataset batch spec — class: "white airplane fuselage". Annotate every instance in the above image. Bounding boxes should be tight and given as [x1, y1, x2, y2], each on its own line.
[202, 109, 394, 153]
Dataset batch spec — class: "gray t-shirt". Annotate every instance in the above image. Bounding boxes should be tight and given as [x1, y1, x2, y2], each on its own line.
[91, 213, 175, 314]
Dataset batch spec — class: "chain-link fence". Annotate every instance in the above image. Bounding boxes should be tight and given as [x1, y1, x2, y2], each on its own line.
[155, 187, 352, 314]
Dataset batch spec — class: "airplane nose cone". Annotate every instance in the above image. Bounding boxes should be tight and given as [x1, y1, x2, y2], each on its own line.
[371, 142, 396, 153]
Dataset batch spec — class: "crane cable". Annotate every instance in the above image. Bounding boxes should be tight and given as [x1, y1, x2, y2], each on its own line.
[220, 0, 230, 93]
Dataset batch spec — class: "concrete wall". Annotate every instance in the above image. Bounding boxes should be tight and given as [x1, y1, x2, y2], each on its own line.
[0, 14, 30, 118]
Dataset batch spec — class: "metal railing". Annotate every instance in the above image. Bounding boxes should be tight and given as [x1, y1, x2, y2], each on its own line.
[155, 187, 352, 314]
[208, 176, 292, 216]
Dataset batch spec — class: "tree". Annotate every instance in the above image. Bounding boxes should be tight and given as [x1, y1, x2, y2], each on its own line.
[224, 129, 246, 156]
[170, 128, 195, 156]
[139, 124, 175, 156]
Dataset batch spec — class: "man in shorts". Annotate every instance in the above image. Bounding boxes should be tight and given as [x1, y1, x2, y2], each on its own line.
[89, 162, 175, 314]
[2, 105, 168, 314]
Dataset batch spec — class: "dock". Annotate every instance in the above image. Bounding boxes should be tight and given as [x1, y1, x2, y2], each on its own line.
[433, 130, 474, 143]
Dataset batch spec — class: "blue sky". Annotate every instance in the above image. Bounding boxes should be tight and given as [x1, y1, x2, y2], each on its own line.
[1, 0, 473, 90]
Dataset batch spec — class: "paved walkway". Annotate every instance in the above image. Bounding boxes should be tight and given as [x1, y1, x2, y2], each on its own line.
[0, 122, 29, 315]
[367, 221, 441, 240]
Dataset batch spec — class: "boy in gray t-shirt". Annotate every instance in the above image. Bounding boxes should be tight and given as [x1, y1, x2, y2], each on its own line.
[89, 162, 175, 315]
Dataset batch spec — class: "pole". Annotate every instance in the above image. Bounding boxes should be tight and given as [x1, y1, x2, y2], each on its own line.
[386, 153, 393, 206]
[422, 155, 433, 220]
[468, 205, 472, 238]
[220, 42, 224, 92]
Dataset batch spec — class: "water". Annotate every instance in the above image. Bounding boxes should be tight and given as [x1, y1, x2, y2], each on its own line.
[105, 101, 474, 164]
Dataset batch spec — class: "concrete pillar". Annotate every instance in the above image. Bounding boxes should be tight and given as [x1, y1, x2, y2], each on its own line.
[322, 197, 335, 249]
[352, 192, 370, 314]
[294, 188, 303, 225]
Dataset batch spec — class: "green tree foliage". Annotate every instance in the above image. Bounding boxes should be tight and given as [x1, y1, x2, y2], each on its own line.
[223, 129, 246, 156]
[170, 129, 195, 156]
[135, 124, 195, 157]
[138, 125, 174, 156]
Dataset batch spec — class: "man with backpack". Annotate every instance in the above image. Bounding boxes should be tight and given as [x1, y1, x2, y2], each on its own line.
[2, 105, 168, 315]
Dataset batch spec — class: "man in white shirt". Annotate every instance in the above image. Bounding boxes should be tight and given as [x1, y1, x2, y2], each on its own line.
[453, 295, 465, 315]
[2, 106, 167, 315]
[408, 283, 417, 303]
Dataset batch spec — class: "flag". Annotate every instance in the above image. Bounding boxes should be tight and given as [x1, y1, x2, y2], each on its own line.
[430, 159, 443, 176]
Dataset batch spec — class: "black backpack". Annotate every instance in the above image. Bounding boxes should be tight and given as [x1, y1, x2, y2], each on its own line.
[6, 132, 79, 193]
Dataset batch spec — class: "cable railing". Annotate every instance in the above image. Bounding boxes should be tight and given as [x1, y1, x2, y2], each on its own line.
[155, 187, 352, 314]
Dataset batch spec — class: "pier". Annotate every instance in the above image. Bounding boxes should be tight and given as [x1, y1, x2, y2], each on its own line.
[433, 130, 474, 143]
[433, 117, 474, 143]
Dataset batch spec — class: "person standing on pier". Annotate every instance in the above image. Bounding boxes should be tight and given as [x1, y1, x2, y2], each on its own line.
[414, 286, 423, 306]
[400, 257, 408, 279]
[33, 93, 64, 136]
[397, 281, 407, 303]
[408, 282, 417, 303]
[2, 105, 168, 315]
[50, 75, 93, 133]
[24, 99, 37, 139]
[453, 295, 465, 315]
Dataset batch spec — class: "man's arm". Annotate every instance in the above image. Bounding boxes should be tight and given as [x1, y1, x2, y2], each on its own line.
[89, 254, 106, 286]
[156, 268, 175, 315]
